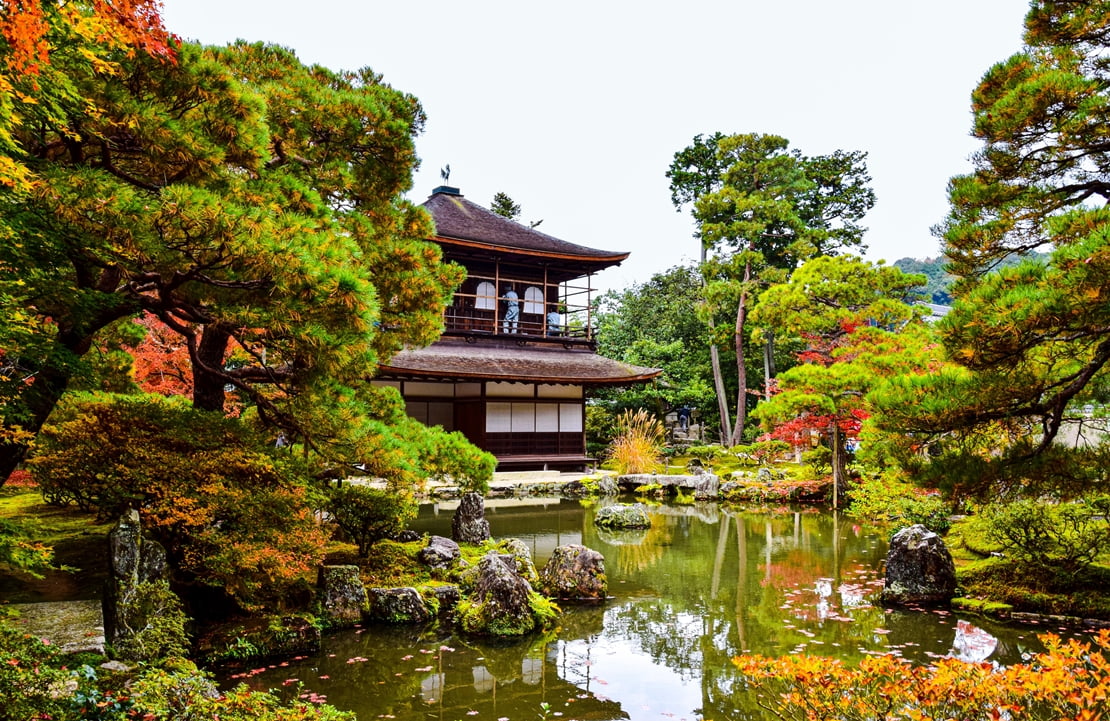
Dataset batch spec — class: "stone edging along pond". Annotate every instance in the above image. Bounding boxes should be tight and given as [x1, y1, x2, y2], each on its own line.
[950, 596, 1110, 631]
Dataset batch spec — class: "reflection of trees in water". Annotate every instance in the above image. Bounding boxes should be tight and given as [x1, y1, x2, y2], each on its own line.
[602, 601, 705, 682]
[605, 520, 675, 575]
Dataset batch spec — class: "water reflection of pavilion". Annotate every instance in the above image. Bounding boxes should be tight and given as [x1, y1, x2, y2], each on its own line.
[414, 636, 629, 721]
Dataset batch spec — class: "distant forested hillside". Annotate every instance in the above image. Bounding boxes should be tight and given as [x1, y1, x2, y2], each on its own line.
[893, 257, 954, 304]
[893, 252, 1048, 305]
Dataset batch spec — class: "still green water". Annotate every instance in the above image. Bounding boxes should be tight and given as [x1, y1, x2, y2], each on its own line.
[219, 498, 1089, 721]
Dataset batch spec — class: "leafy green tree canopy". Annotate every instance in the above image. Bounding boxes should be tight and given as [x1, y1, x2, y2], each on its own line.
[941, 0, 1110, 283]
[0, 40, 464, 481]
[667, 132, 876, 444]
[752, 255, 928, 499]
[490, 192, 522, 220]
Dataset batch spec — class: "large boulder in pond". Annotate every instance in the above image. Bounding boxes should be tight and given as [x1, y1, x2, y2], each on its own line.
[456, 552, 537, 636]
[452, 492, 491, 543]
[418, 535, 461, 570]
[366, 587, 433, 624]
[882, 524, 957, 605]
[317, 565, 367, 628]
[539, 544, 607, 601]
[594, 503, 652, 530]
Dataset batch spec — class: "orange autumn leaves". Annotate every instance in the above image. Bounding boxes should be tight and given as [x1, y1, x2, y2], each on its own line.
[0, 0, 174, 190]
[1, 0, 173, 75]
[734, 629, 1110, 721]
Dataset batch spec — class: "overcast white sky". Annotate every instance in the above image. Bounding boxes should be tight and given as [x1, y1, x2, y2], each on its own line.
[162, 0, 1030, 292]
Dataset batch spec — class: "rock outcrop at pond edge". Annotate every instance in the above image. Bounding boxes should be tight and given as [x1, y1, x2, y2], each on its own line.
[539, 544, 607, 601]
[498, 537, 540, 585]
[452, 492, 491, 543]
[104, 509, 187, 661]
[317, 565, 367, 628]
[594, 503, 652, 529]
[882, 524, 957, 605]
[366, 587, 433, 624]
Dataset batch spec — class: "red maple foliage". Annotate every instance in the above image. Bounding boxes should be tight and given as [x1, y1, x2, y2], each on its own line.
[127, 312, 193, 398]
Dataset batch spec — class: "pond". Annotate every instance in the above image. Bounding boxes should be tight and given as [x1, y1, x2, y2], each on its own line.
[219, 498, 1092, 721]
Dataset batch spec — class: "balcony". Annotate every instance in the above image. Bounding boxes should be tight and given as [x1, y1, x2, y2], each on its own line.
[442, 273, 596, 346]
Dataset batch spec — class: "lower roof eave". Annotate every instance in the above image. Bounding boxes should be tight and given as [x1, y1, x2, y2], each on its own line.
[376, 365, 660, 388]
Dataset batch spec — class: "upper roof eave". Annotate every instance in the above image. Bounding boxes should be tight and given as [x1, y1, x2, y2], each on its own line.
[422, 190, 628, 267]
[431, 233, 629, 266]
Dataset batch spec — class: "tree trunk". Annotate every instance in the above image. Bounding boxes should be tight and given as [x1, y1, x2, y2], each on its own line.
[830, 421, 848, 510]
[763, 329, 776, 395]
[192, 325, 232, 412]
[0, 366, 71, 483]
[729, 258, 752, 447]
[700, 242, 733, 445]
[0, 328, 100, 485]
[708, 333, 732, 445]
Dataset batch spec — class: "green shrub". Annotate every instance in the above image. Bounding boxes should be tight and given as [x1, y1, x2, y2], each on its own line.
[327, 484, 417, 556]
[684, 444, 724, 469]
[801, 445, 832, 476]
[128, 658, 354, 721]
[0, 516, 55, 577]
[420, 429, 495, 494]
[30, 393, 329, 612]
[847, 472, 951, 533]
[730, 440, 791, 467]
[978, 497, 1110, 576]
[112, 580, 189, 662]
[0, 621, 68, 721]
[70, 664, 133, 721]
[585, 404, 618, 454]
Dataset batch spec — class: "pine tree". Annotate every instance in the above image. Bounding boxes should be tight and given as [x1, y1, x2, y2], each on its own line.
[668, 133, 875, 445]
[0, 41, 464, 482]
[877, 1, 1110, 500]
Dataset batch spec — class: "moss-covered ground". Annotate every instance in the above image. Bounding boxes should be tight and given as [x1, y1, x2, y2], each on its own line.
[0, 487, 113, 603]
[946, 516, 1110, 620]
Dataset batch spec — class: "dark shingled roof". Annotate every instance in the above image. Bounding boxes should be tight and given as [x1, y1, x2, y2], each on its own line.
[380, 339, 660, 387]
[423, 187, 629, 266]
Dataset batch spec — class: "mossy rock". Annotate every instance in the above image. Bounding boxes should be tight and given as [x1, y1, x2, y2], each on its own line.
[594, 503, 651, 530]
[365, 587, 433, 624]
[951, 596, 1013, 618]
[455, 553, 536, 636]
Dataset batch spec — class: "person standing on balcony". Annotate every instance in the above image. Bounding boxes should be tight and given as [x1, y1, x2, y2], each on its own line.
[502, 285, 520, 333]
[546, 305, 562, 336]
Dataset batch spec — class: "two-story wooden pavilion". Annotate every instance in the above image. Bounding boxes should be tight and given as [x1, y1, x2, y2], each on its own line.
[374, 186, 660, 470]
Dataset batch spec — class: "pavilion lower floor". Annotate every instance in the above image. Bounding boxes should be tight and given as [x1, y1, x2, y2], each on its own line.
[371, 379, 593, 471]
